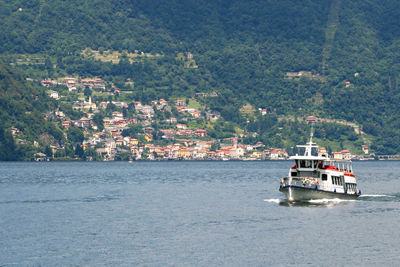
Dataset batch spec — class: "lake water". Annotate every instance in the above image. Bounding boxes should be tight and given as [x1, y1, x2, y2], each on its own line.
[0, 161, 399, 266]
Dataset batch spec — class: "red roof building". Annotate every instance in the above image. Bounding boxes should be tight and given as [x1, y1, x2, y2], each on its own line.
[195, 129, 207, 137]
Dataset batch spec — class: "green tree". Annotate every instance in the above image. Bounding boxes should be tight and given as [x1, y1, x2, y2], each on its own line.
[0, 126, 19, 161]
[122, 124, 143, 138]
[44, 146, 53, 157]
[74, 144, 84, 158]
[84, 86, 92, 99]
[92, 113, 104, 131]
[67, 127, 84, 144]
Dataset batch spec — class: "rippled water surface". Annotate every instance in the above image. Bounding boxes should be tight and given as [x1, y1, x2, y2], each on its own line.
[1, 161, 400, 266]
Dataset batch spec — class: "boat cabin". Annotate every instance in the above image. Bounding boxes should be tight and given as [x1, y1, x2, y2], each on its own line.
[290, 156, 326, 178]
[287, 157, 358, 194]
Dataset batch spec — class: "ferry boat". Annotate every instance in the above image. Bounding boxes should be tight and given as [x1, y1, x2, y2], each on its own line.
[279, 130, 361, 202]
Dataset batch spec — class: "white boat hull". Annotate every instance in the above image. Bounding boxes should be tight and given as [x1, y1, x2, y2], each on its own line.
[279, 185, 360, 202]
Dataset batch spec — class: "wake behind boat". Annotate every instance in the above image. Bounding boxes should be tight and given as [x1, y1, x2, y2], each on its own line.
[279, 128, 361, 202]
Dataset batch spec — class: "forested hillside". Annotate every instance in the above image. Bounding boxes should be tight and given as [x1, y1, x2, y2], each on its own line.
[1, 0, 400, 154]
[0, 59, 63, 160]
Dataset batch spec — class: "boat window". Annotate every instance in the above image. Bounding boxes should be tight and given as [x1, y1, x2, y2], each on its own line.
[298, 160, 315, 168]
[298, 160, 313, 168]
[300, 160, 306, 168]
[321, 174, 327, 181]
[291, 172, 297, 177]
[347, 183, 355, 191]
[331, 175, 342, 185]
[346, 183, 355, 191]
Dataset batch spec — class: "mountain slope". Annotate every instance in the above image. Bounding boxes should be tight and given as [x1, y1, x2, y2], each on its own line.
[1, 1, 400, 153]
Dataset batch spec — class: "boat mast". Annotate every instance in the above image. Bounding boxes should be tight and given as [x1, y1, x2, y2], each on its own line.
[305, 124, 314, 156]
[297, 123, 318, 156]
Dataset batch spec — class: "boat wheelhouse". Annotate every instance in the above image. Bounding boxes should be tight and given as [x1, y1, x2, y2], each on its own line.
[279, 130, 361, 202]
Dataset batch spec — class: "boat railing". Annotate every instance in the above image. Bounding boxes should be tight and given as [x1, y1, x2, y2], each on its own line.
[280, 176, 319, 190]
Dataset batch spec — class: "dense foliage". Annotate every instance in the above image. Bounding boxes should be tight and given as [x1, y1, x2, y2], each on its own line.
[1, 0, 400, 154]
[0, 59, 61, 159]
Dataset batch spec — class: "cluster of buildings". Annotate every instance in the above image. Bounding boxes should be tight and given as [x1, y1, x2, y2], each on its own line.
[284, 71, 327, 82]
[36, 76, 376, 161]
[42, 77, 106, 92]
[91, 137, 289, 161]
[59, 96, 287, 160]
[318, 146, 371, 161]
[40, 75, 294, 161]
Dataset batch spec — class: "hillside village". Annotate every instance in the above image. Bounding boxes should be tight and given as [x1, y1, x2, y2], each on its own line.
[15, 76, 374, 161]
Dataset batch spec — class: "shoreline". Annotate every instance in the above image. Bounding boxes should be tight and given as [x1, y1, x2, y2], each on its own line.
[3, 158, 400, 163]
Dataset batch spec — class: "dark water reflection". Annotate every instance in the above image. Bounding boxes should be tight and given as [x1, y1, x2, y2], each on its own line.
[0, 161, 399, 266]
